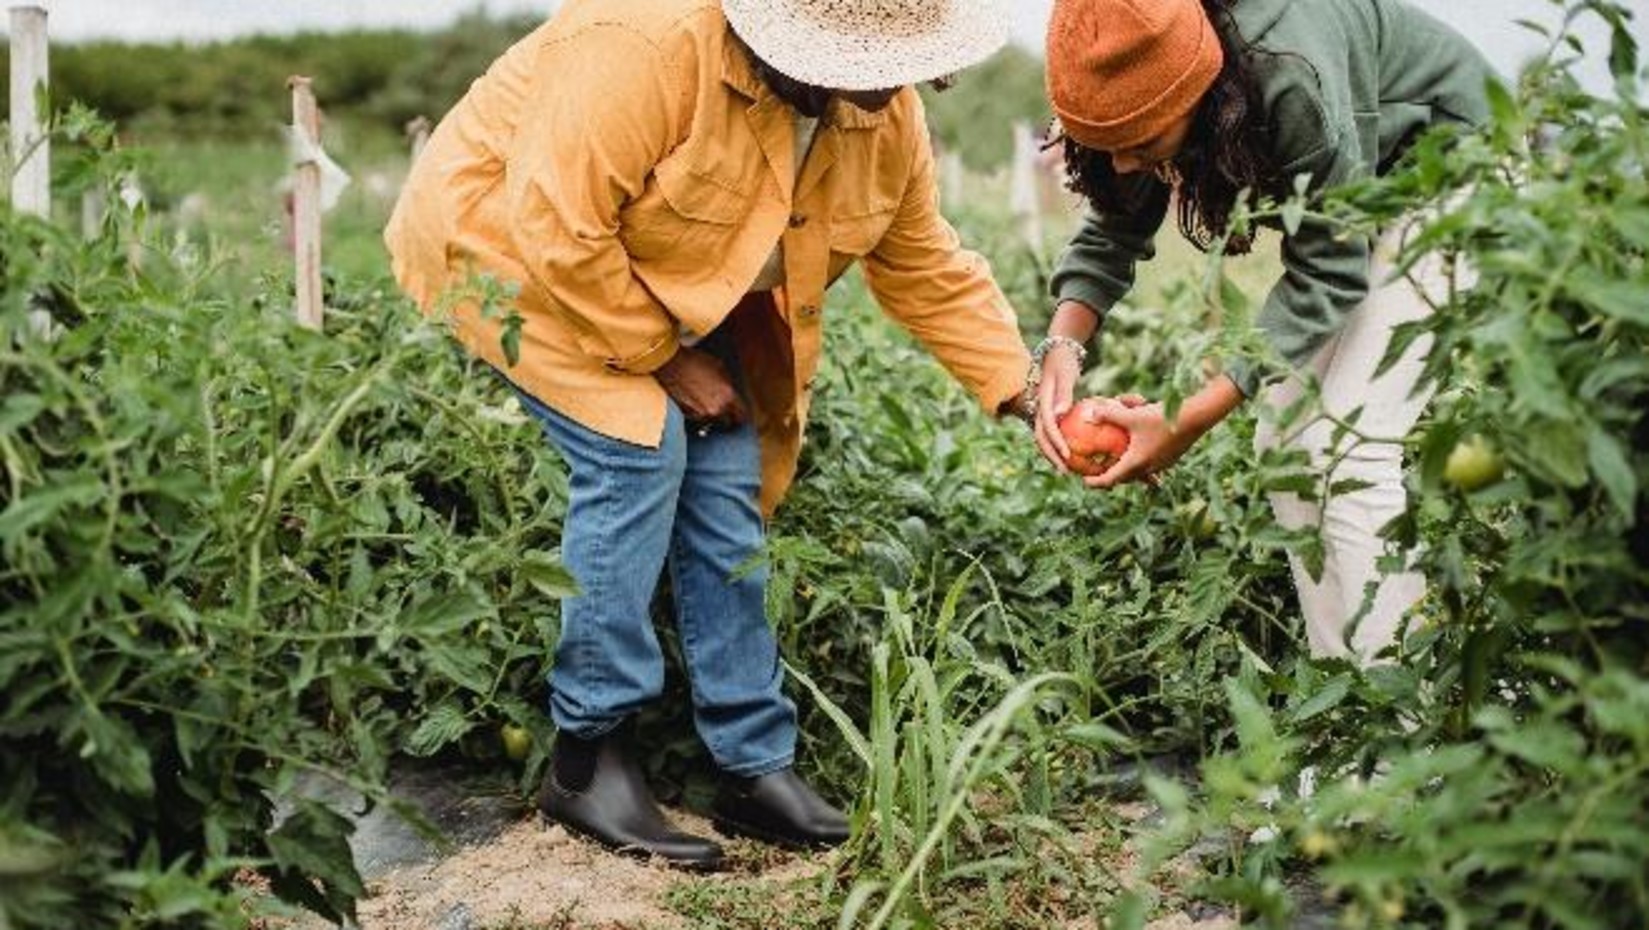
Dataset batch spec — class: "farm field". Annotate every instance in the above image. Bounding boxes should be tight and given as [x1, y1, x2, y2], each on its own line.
[3, 4, 1647, 929]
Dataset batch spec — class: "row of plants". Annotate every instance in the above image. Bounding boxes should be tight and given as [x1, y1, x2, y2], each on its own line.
[0, 13, 537, 139]
[1, 124, 577, 927]
[1141, 17, 1649, 927]
[1, 13, 1047, 173]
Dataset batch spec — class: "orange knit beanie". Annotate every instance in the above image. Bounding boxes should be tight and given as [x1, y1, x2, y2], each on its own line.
[1046, 0, 1225, 153]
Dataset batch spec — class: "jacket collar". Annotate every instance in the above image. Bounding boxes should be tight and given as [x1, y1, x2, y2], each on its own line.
[720, 27, 767, 100]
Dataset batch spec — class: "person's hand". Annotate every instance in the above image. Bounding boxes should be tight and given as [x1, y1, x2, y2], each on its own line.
[1085, 377, 1246, 488]
[1080, 399, 1191, 488]
[1080, 397, 1204, 489]
[654, 347, 747, 430]
[1031, 342, 1085, 472]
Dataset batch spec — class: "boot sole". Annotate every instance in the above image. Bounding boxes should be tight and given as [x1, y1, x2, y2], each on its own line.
[709, 812, 848, 852]
[539, 810, 727, 872]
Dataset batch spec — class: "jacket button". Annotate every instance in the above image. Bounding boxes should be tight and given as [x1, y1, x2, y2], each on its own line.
[788, 213, 807, 228]
[799, 304, 820, 319]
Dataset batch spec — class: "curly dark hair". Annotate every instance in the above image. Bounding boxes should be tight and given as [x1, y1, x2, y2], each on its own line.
[1061, 0, 1282, 255]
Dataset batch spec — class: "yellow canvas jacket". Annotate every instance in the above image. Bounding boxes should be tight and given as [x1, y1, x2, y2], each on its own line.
[385, 0, 1031, 514]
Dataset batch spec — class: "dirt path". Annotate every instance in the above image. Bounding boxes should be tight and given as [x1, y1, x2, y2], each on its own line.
[333, 803, 1235, 930]
[350, 810, 829, 930]
[259, 775, 1239, 930]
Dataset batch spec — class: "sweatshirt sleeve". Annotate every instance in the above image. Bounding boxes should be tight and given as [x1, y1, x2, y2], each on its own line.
[1048, 174, 1172, 319]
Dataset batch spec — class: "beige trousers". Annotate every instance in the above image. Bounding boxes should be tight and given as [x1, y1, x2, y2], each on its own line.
[1254, 224, 1458, 665]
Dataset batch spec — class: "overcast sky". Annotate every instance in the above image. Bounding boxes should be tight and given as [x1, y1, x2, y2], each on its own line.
[20, 0, 1647, 91]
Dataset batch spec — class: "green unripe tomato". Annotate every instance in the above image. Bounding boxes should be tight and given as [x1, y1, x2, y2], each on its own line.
[1443, 436, 1505, 492]
[500, 723, 532, 762]
[1179, 497, 1218, 539]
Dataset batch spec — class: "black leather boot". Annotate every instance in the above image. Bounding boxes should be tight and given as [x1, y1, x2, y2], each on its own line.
[538, 731, 725, 870]
[711, 767, 851, 849]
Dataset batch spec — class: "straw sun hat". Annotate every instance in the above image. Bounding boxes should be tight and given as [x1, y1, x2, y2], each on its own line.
[722, 0, 1011, 91]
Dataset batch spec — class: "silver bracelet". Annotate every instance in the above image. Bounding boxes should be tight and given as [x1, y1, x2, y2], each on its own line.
[1031, 335, 1088, 369]
[1018, 335, 1088, 426]
[1025, 334, 1088, 390]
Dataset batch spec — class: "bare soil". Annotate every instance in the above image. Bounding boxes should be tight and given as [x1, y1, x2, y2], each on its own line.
[349, 809, 829, 930]
[271, 800, 1237, 929]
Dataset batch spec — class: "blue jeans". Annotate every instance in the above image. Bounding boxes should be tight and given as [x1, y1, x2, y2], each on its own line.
[514, 372, 796, 778]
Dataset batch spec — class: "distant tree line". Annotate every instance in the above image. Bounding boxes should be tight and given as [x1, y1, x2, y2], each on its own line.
[1, 12, 1047, 170]
[0, 13, 538, 138]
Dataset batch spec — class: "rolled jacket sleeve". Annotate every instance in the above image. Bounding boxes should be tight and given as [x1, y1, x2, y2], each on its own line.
[859, 119, 1032, 416]
[504, 25, 683, 374]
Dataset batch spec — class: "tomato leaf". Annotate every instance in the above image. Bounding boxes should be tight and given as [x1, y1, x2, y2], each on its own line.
[1587, 430, 1639, 520]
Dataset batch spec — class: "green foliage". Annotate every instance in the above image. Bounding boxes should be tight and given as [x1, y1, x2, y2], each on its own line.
[920, 44, 1050, 172]
[730, 249, 1306, 926]
[0, 121, 569, 928]
[1124, 9, 1649, 928]
[5, 6, 1647, 929]
[796, 581, 1108, 930]
[3, 17, 1048, 172]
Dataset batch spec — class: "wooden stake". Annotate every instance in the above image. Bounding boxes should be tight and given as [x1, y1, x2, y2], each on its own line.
[1009, 121, 1044, 253]
[119, 172, 146, 271]
[405, 116, 432, 163]
[9, 6, 50, 217]
[289, 76, 324, 331]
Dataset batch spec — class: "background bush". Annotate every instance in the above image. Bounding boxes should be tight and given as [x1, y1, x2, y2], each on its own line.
[1, 14, 1048, 172]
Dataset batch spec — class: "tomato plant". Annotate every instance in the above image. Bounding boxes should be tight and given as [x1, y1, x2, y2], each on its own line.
[1, 128, 571, 927]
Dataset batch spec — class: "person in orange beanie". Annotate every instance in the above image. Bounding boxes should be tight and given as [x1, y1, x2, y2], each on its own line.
[1028, 0, 1496, 664]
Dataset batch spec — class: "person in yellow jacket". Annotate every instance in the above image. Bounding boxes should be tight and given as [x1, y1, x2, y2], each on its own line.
[386, 0, 1033, 868]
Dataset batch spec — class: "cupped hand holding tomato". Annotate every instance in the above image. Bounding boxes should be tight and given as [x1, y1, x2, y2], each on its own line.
[1056, 397, 1133, 475]
[1031, 344, 1088, 472]
[1060, 378, 1246, 489]
[1039, 390, 1149, 476]
[1072, 398, 1183, 488]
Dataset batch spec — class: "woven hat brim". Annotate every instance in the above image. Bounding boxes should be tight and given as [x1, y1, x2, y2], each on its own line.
[723, 0, 1010, 91]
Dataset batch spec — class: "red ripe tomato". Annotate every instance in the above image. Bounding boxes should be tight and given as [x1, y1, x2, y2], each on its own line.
[1058, 398, 1131, 476]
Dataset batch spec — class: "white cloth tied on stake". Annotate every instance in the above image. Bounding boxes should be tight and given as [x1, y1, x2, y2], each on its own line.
[286, 124, 352, 212]
[118, 172, 147, 211]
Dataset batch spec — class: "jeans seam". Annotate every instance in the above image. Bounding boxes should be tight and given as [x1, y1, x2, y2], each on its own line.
[722, 751, 794, 779]
[583, 456, 613, 707]
[671, 509, 725, 762]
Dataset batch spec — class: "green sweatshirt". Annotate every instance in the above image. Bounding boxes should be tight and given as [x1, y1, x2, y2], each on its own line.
[1049, 0, 1497, 395]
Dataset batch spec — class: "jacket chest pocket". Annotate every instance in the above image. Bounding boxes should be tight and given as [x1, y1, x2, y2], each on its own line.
[622, 157, 753, 259]
[828, 203, 896, 258]
[825, 128, 907, 257]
